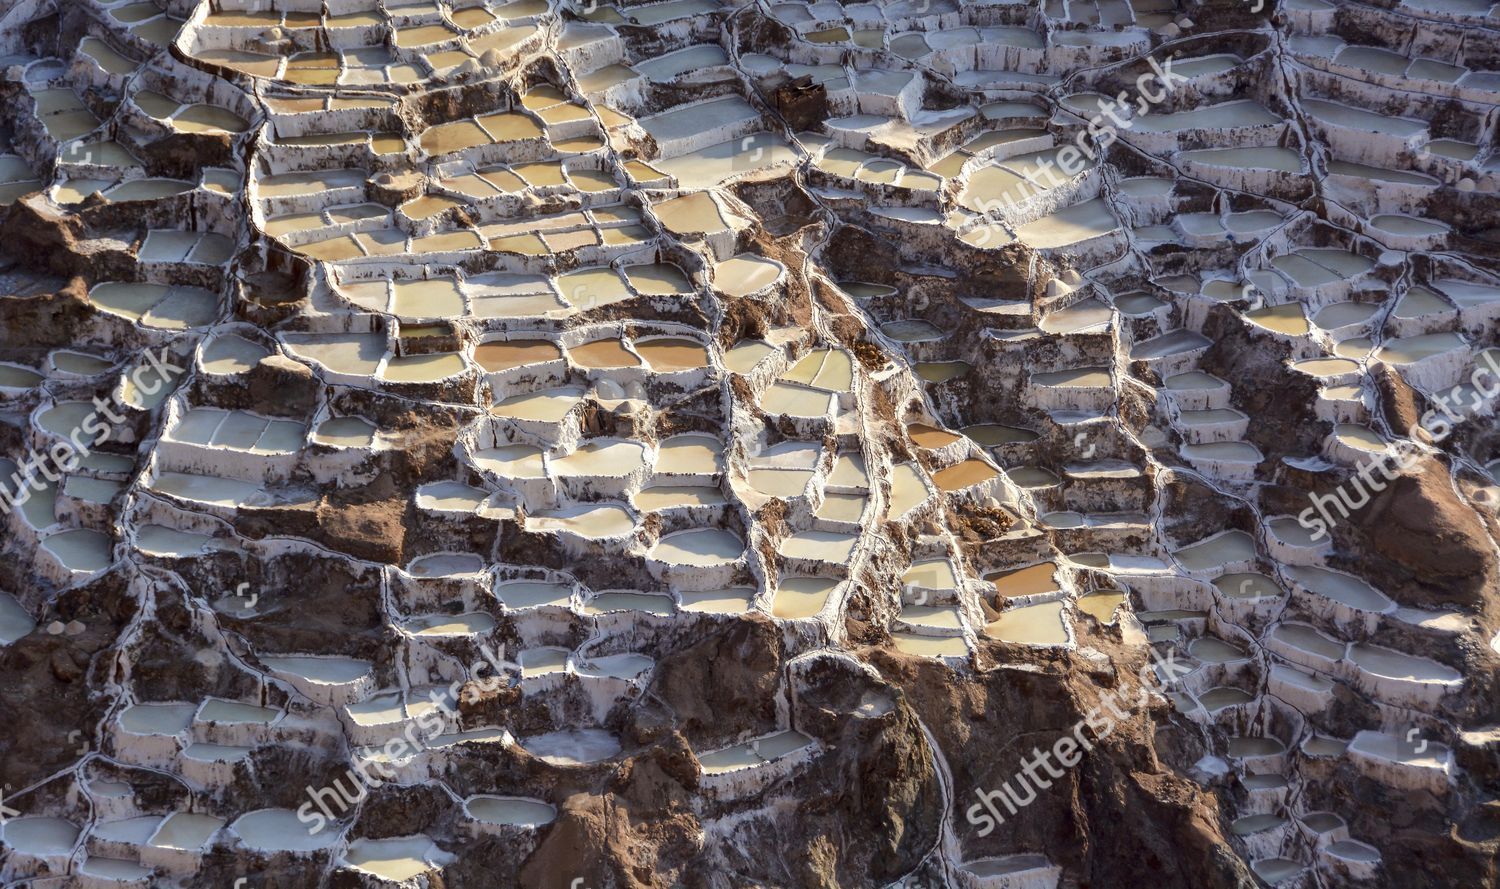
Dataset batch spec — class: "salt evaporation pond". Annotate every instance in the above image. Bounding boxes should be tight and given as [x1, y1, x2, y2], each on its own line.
[521, 729, 622, 765]
[467, 795, 556, 828]
[985, 600, 1069, 644]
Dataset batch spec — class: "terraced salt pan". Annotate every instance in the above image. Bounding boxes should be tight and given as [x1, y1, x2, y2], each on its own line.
[1244, 303, 1309, 335]
[1287, 565, 1392, 615]
[575, 653, 654, 680]
[0, 363, 42, 389]
[1189, 636, 1249, 665]
[520, 647, 568, 678]
[148, 811, 223, 856]
[1375, 332, 1466, 365]
[958, 853, 1061, 888]
[1179, 146, 1304, 173]
[1269, 622, 1345, 666]
[493, 387, 583, 423]
[90, 282, 219, 329]
[1347, 730, 1452, 790]
[658, 434, 722, 474]
[1172, 530, 1256, 573]
[893, 633, 968, 657]
[1433, 279, 1500, 319]
[520, 728, 621, 765]
[916, 361, 970, 383]
[40, 528, 113, 573]
[985, 599, 1069, 644]
[1006, 464, 1058, 491]
[8, 0, 1488, 881]
[1077, 589, 1126, 622]
[473, 446, 544, 481]
[1039, 298, 1110, 334]
[530, 504, 635, 539]
[963, 424, 1039, 447]
[636, 337, 710, 371]
[405, 612, 497, 636]
[882, 319, 944, 343]
[1133, 101, 1279, 134]
[650, 529, 744, 566]
[714, 253, 786, 298]
[467, 796, 556, 828]
[1215, 573, 1283, 600]
[635, 486, 725, 511]
[635, 44, 730, 81]
[408, 553, 486, 578]
[230, 809, 337, 852]
[699, 730, 813, 775]
[932, 459, 999, 492]
[903, 558, 959, 593]
[136, 91, 249, 135]
[552, 440, 648, 477]
[780, 530, 856, 564]
[989, 562, 1058, 598]
[1348, 643, 1461, 684]
[1199, 687, 1255, 712]
[900, 602, 964, 631]
[773, 577, 838, 619]
[260, 655, 373, 706]
[415, 482, 490, 513]
[1132, 329, 1213, 364]
[585, 592, 675, 615]
[0, 592, 35, 644]
[314, 417, 377, 448]
[1304, 99, 1426, 139]
[342, 836, 454, 882]
[749, 467, 814, 497]
[677, 587, 755, 614]
[882, 463, 929, 518]
[0, 817, 79, 855]
[495, 580, 573, 609]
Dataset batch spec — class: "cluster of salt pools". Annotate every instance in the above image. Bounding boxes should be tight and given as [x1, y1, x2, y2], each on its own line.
[0, 0, 1495, 884]
[184, 0, 540, 85]
[732, 4, 1492, 881]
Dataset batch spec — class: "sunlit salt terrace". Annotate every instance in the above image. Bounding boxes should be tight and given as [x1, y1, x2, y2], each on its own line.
[0, 0, 1492, 884]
